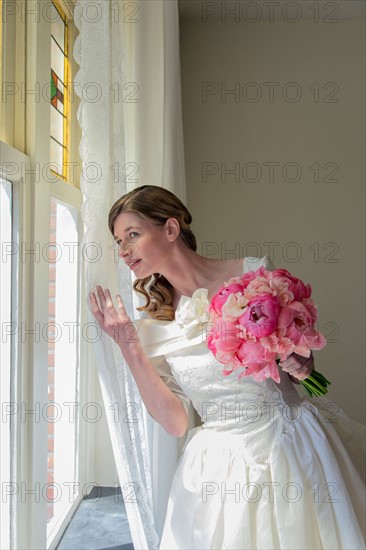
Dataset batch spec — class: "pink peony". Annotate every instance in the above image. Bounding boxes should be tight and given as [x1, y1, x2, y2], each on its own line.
[278, 301, 315, 339]
[235, 341, 281, 383]
[240, 270, 260, 289]
[239, 295, 281, 338]
[260, 333, 295, 360]
[207, 318, 242, 353]
[268, 268, 311, 302]
[239, 358, 281, 383]
[206, 264, 329, 395]
[235, 339, 271, 367]
[243, 273, 272, 301]
[301, 298, 318, 321]
[221, 292, 249, 322]
[209, 282, 244, 316]
[302, 326, 327, 350]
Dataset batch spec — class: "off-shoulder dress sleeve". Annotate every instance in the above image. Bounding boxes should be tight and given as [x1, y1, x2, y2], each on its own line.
[261, 254, 276, 271]
[244, 254, 276, 272]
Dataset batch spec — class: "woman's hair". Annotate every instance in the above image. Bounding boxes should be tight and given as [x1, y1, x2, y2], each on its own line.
[108, 185, 197, 321]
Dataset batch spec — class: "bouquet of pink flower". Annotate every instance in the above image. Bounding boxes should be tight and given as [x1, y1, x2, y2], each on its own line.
[207, 265, 330, 397]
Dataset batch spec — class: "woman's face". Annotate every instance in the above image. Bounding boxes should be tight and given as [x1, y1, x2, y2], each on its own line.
[113, 211, 174, 276]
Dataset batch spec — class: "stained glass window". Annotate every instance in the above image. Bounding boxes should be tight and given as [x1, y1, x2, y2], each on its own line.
[0, 0, 4, 142]
[50, 0, 68, 180]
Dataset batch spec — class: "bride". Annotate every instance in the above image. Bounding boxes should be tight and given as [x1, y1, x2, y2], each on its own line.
[90, 185, 365, 550]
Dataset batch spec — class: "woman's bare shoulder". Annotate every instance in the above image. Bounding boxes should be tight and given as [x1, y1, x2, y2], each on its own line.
[206, 257, 245, 302]
[213, 257, 245, 279]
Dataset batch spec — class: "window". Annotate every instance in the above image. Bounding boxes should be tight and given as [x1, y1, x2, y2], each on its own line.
[1, 0, 87, 547]
[50, 0, 70, 181]
[46, 198, 81, 538]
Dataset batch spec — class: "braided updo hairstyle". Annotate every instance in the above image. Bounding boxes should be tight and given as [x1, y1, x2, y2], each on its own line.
[108, 185, 197, 321]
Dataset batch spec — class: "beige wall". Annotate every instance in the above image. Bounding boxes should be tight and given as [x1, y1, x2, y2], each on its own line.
[179, 17, 365, 424]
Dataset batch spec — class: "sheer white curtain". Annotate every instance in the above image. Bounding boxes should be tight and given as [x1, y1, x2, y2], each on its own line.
[73, 0, 191, 547]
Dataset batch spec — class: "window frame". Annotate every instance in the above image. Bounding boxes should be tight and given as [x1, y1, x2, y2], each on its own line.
[0, 140, 32, 550]
[46, 192, 86, 548]
[1, 0, 93, 547]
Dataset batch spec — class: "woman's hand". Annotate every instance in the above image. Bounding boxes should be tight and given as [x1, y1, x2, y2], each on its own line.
[279, 351, 314, 383]
[89, 285, 140, 353]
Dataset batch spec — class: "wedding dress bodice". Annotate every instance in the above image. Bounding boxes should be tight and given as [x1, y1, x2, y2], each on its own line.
[136, 256, 303, 461]
[163, 340, 303, 464]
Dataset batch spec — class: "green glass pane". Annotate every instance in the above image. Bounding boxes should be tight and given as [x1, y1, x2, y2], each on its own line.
[51, 71, 64, 112]
[51, 71, 57, 101]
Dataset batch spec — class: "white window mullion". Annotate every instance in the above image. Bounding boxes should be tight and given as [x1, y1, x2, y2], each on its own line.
[25, 3, 53, 546]
[0, 177, 13, 550]
[1, 0, 84, 545]
[0, 140, 32, 550]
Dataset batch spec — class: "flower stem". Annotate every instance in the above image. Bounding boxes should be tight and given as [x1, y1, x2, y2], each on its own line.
[299, 370, 331, 397]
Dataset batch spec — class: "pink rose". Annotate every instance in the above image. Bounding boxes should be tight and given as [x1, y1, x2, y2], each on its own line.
[239, 295, 281, 338]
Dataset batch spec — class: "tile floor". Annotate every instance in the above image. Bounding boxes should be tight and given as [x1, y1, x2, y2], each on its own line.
[56, 486, 134, 550]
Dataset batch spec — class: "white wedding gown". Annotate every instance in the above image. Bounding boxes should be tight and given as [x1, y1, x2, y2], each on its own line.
[136, 256, 366, 550]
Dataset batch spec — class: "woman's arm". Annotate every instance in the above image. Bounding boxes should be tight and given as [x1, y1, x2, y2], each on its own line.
[122, 344, 188, 437]
[90, 286, 188, 437]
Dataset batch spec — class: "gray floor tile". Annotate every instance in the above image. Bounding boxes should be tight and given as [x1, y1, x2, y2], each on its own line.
[56, 487, 134, 550]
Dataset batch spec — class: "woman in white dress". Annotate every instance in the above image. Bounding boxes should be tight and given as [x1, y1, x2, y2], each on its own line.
[90, 185, 365, 550]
